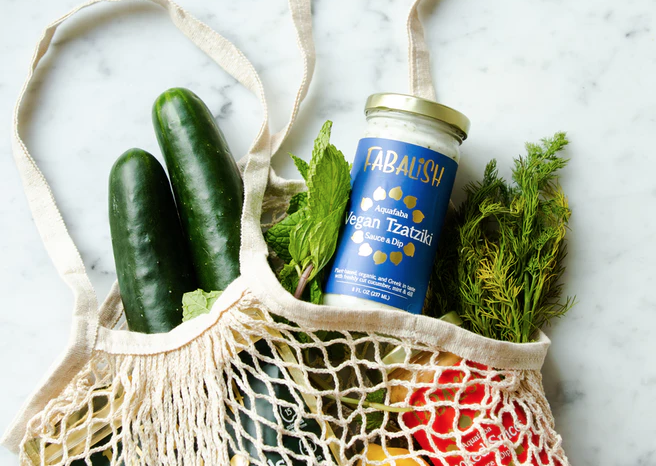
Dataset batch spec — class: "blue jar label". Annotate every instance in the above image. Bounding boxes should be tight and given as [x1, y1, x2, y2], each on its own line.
[324, 137, 458, 314]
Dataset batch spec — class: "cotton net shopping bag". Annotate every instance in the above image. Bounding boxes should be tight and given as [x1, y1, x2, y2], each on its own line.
[2, 0, 570, 464]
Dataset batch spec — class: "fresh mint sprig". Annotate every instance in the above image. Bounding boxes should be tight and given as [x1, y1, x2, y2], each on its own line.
[265, 121, 351, 302]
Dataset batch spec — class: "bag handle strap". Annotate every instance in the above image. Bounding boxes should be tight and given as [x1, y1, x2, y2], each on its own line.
[238, 0, 314, 272]
[407, 0, 438, 101]
[3, 0, 314, 452]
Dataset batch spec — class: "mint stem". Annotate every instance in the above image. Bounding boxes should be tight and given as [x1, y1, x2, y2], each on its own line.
[294, 264, 314, 299]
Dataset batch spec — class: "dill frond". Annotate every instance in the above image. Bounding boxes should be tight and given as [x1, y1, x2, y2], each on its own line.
[424, 133, 574, 342]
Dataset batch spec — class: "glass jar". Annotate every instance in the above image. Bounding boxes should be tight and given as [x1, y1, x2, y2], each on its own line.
[324, 93, 469, 314]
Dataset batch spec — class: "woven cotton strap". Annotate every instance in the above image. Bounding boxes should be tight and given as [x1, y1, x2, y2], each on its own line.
[407, 0, 438, 101]
[239, 0, 315, 277]
[3, 0, 314, 452]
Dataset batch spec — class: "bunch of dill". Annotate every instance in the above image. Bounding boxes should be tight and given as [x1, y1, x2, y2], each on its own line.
[424, 133, 574, 343]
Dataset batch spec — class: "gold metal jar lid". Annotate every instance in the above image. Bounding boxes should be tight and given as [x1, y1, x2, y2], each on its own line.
[365, 93, 470, 140]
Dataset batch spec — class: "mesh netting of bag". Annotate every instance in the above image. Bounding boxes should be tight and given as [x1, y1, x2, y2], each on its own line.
[19, 294, 568, 466]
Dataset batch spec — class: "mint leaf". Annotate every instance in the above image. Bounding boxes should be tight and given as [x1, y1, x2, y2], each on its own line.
[287, 191, 308, 215]
[289, 211, 314, 266]
[304, 142, 351, 279]
[312, 120, 332, 163]
[295, 331, 313, 344]
[292, 122, 350, 285]
[307, 210, 343, 280]
[279, 263, 299, 296]
[366, 388, 386, 404]
[354, 389, 387, 430]
[309, 278, 322, 305]
[264, 120, 351, 302]
[265, 209, 305, 262]
[290, 153, 310, 181]
[307, 139, 351, 221]
[265, 192, 308, 263]
[182, 289, 223, 322]
[365, 411, 385, 431]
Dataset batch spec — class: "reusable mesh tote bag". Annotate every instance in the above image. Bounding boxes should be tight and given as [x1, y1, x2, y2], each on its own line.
[2, 0, 570, 464]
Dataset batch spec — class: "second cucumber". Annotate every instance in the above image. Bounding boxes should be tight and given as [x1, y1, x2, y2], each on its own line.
[152, 88, 244, 291]
[109, 148, 196, 333]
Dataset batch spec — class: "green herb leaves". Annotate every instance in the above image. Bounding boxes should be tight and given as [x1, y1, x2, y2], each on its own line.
[362, 388, 387, 430]
[426, 133, 573, 342]
[181, 289, 223, 322]
[265, 121, 351, 302]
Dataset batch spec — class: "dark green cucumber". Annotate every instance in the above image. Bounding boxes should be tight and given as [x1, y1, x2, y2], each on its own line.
[152, 88, 243, 291]
[109, 148, 196, 333]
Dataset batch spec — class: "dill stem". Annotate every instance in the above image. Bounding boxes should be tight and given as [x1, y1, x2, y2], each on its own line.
[522, 272, 536, 343]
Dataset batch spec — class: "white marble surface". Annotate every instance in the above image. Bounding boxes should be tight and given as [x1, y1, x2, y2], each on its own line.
[1, 0, 655, 464]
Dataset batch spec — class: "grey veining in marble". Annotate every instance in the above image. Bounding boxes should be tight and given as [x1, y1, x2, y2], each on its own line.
[2, 0, 656, 464]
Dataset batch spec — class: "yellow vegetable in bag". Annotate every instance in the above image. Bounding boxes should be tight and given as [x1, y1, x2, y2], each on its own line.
[359, 444, 429, 466]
